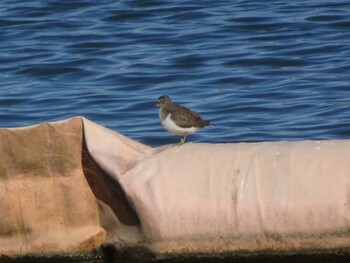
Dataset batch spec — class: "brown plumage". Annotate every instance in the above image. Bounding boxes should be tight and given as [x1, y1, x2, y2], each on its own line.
[153, 95, 210, 144]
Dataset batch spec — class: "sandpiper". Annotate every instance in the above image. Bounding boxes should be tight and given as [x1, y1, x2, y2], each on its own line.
[151, 95, 210, 144]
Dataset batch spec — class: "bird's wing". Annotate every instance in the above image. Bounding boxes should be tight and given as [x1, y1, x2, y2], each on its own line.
[170, 106, 209, 128]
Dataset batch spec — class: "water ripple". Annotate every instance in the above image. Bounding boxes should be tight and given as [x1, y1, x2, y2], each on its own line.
[1, 0, 350, 146]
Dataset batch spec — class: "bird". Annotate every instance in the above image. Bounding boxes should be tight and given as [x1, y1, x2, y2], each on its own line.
[151, 95, 210, 145]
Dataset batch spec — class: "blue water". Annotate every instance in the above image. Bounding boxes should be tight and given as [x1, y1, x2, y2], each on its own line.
[1, 0, 350, 147]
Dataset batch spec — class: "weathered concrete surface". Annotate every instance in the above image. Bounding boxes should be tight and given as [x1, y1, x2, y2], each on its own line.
[1, 117, 350, 260]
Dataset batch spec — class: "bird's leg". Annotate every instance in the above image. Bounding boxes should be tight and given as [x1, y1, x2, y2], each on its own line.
[181, 135, 186, 144]
[172, 135, 186, 147]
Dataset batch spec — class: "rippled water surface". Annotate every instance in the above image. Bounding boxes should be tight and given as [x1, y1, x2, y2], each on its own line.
[1, 0, 350, 146]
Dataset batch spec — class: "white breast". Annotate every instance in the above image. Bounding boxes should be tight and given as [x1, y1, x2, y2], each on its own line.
[160, 113, 198, 136]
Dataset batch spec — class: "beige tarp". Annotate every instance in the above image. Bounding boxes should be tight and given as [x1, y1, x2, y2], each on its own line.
[1, 117, 350, 257]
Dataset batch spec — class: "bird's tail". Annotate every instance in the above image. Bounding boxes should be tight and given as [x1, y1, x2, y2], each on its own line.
[206, 120, 215, 127]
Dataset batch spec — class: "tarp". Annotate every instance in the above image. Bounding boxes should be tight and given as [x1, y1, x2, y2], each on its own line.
[1, 117, 350, 258]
